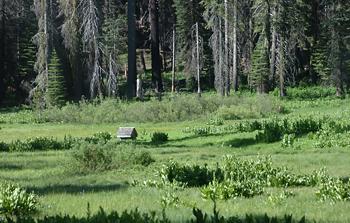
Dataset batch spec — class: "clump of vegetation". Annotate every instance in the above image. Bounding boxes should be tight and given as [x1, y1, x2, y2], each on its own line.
[317, 178, 350, 202]
[159, 161, 218, 187]
[84, 132, 112, 144]
[281, 134, 296, 148]
[71, 141, 156, 172]
[0, 182, 39, 218]
[273, 86, 337, 100]
[206, 117, 224, 126]
[0, 132, 114, 152]
[267, 190, 296, 206]
[151, 132, 169, 144]
[147, 156, 329, 199]
[72, 142, 114, 172]
[132, 151, 155, 167]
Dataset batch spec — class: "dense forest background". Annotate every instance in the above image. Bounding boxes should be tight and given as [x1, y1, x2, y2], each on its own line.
[0, 0, 349, 107]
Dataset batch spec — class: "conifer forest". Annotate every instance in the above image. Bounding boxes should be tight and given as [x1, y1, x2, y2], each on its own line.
[1, 1, 350, 223]
[0, 0, 349, 104]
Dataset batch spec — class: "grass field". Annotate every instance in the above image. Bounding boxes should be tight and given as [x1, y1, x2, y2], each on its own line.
[1, 94, 350, 222]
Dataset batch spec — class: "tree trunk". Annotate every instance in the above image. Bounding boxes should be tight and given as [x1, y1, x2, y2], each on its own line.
[218, 18, 224, 96]
[149, 0, 163, 94]
[196, 23, 201, 96]
[270, 7, 277, 90]
[127, 0, 137, 99]
[172, 27, 176, 93]
[140, 49, 147, 73]
[232, 0, 238, 92]
[279, 37, 286, 97]
[224, 0, 230, 96]
[0, 0, 6, 105]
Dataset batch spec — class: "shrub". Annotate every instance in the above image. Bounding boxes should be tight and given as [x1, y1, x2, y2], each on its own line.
[159, 161, 219, 187]
[0, 132, 113, 152]
[132, 151, 155, 167]
[151, 132, 169, 144]
[0, 142, 9, 152]
[281, 134, 296, 148]
[0, 182, 38, 218]
[84, 132, 112, 144]
[206, 117, 224, 126]
[72, 142, 114, 172]
[273, 86, 337, 100]
[316, 178, 350, 202]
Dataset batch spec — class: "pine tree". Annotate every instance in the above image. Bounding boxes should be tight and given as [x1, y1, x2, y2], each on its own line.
[251, 35, 270, 93]
[47, 50, 66, 106]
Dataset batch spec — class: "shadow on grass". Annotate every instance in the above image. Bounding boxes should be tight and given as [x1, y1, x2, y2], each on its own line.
[0, 163, 23, 170]
[13, 207, 308, 223]
[225, 137, 257, 148]
[27, 183, 127, 195]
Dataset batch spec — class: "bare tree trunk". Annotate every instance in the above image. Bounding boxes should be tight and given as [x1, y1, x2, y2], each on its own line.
[149, 0, 163, 94]
[196, 22, 201, 96]
[0, 0, 6, 104]
[127, 0, 137, 99]
[270, 8, 277, 90]
[279, 37, 286, 97]
[232, 0, 238, 92]
[248, 12, 253, 89]
[224, 0, 230, 96]
[219, 18, 224, 96]
[172, 27, 176, 93]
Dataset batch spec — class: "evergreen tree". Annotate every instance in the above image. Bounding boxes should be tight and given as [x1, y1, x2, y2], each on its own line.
[47, 50, 66, 106]
[251, 35, 270, 93]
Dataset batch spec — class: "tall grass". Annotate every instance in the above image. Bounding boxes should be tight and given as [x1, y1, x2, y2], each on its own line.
[37, 94, 282, 124]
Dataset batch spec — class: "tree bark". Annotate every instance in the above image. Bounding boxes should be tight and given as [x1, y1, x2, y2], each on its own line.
[140, 49, 147, 73]
[149, 0, 163, 93]
[127, 0, 137, 99]
[270, 6, 277, 90]
[232, 0, 238, 92]
[0, 0, 6, 104]
[224, 0, 230, 96]
[196, 23, 201, 96]
[172, 27, 176, 93]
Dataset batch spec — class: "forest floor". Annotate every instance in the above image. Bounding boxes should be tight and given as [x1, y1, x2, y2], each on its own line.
[0, 93, 350, 222]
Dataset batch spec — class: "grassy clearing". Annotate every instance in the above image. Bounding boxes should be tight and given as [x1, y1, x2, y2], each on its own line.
[0, 94, 350, 222]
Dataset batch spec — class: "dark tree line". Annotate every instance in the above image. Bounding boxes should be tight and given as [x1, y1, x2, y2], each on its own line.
[0, 0, 349, 106]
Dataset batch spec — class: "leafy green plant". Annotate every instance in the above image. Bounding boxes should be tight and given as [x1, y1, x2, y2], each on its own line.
[132, 151, 155, 166]
[151, 132, 169, 144]
[281, 134, 296, 148]
[84, 132, 112, 144]
[72, 142, 114, 172]
[0, 182, 38, 218]
[316, 178, 350, 202]
[159, 161, 220, 187]
[267, 190, 296, 206]
[206, 117, 224, 126]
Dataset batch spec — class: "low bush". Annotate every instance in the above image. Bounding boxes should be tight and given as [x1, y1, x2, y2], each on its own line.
[132, 151, 155, 167]
[151, 156, 328, 199]
[206, 117, 224, 126]
[71, 142, 114, 172]
[0, 132, 113, 152]
[159, 161, 219, 187]
[273, 86, 337, 100]
[0, 182, 39, 218]
[71, 142, 156, 172]
[316, 178, 350, 202]
[151, 132, 169, 144]
[84, 132, 112, 144]
[281, 134, 296, 148]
